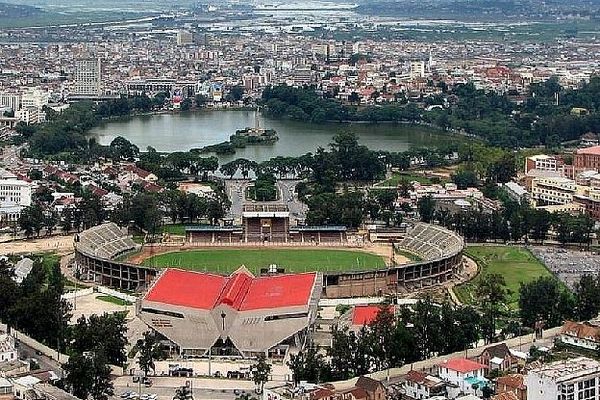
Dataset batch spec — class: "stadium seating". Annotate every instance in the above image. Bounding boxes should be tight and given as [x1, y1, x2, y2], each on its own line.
[397, 223, 463, 261]
[76, 223, 138, 259]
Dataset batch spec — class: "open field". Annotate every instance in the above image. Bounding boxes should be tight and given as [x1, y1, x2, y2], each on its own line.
[454, 246, 553, 309]
[141, 248, 386, 275]
[97, 295, 133, 306]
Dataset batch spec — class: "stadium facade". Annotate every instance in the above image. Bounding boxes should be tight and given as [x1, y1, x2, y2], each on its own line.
[138, 268, 322, 358]
[74, 222, 464, 296]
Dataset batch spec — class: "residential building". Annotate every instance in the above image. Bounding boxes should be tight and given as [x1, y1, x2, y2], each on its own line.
[530, 176, 576, 206]
[559, 320, 600, 351]
[526, 357, 600, 400]
[573, 187, 600, 220]
[0, 171, 34, 227]
[402, 370, 446, 399]
[437, 358, 489, 397]
[495, 374, 527, 400]
[73, 58, 102, 97]
[525, 155, 563, 174]
[0, 377, 12, 399]
[20, 88, 49, 111]
[354, 376, 386, 400]
[478, 343, 516, 372]
[410, 61, 426, 79]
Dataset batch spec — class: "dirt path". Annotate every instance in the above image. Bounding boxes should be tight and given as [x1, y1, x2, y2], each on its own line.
[0, 236, 74, 256]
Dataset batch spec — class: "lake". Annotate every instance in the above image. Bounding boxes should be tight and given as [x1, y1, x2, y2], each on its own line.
[90, 110, 454, 162]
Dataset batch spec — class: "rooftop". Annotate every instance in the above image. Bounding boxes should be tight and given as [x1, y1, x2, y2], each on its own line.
[145, 268, 317, 311]
[577, 146, 600, 156]
[438, 358, 487, 373]
[528, 357, 600, 383]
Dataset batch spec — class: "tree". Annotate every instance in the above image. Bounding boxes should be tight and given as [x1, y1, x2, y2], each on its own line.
[110, 136, 139, 161]
[417, 196, 435, 223]
[287, 346, 330, 384]
[575, 275, 600, 321]
[252, 354, 271, 394]
[519, 276, 574, 328]
[18, 204, 44, 237]
[476, 273, 509, 342]
[452, 169, 478, 189]
[70, 313, 128, 367]
[226, 86, 245, 103]
[348, 92, 360, 105]
[137, 331, 165, 377]
[64, 351, 114, 400]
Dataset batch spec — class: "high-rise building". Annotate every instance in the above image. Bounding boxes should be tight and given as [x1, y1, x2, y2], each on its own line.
[73, 58, 102, 97]
[177, 31, 193, 46]
[410, 60, 426, 79]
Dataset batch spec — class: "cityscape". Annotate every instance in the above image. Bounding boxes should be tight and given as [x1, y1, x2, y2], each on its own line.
[0, 2, 600, 400]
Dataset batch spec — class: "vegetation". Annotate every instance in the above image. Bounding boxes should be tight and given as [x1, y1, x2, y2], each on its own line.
[96, 295, 132, 306]
[455, 246, 553, 308]
[142, 249, 385, 274]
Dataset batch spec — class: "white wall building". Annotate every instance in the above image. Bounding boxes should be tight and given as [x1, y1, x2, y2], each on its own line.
[526, 357, 600, 400]
[0, 93, 21, 112]
[0, 334, 17, 364]
[531, 176, 576, 206]
[21, 88, 49, 111]
[177, 30, 193, 46]
[0, 169, 33, 227]
[437, 358, 489, 397]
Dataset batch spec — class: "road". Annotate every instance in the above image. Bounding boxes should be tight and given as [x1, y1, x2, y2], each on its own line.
[17, 340, 64, 378]
[224, 179, 307, 224]
[113, 376, 262, 400]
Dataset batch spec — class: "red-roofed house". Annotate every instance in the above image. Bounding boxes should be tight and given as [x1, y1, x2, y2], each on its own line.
[140, 268, 321, 359]
[437, 358, 489, 396]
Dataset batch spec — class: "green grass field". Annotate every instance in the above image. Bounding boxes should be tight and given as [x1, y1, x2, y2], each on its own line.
[96, 295, 132, 306]
[454, 246, 552, 309]
[142, 249, 386, 275]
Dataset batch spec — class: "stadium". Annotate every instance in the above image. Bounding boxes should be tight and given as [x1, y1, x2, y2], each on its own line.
[73, 221, 464, 358]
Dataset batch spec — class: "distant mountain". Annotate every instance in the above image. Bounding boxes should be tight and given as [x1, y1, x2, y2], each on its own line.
[0, 1, 44, 18]
[356, 0, 600, 21]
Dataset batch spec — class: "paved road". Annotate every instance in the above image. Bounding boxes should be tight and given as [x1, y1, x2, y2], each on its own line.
[113, 376, 261, 400]
[17, 340, 64, 378]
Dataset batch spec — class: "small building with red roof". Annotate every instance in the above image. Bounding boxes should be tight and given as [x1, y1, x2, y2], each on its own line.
[139, 267, 322, 359]
[437, 358, 489, 397]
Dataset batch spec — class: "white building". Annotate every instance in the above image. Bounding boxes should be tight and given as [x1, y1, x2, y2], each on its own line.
[525, 154, 562, 174]
[403, 370, 447, 399]
[73, 58, 102, 97]
[526, 357, 600, 400]
[0, 169, 33, 227]
[177, 30, 193, 46]
[559, 321, 600, 351]
[0, 334, 17, 364]
[437, 358, 489, 397]
[21, 88, 49, 111]
[410, 60, 426, 79]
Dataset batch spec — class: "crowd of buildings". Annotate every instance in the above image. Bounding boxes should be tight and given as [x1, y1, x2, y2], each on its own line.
[502, 145, 600, 220]
[0, 17, 599, 128]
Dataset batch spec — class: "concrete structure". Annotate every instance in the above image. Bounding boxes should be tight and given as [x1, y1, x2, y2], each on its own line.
[72, 58, 102, 97]
[0, 171, 33, 227]
[402, 370, 446, 399]
[526, 357, 600, 400]
[0, 93, 20, 112]
[139, 267, 321, 359]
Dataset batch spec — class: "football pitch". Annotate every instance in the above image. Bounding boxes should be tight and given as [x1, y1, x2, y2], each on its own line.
[141, 248, 386, 275]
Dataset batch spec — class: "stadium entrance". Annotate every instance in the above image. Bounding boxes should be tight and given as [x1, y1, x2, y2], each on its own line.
[242, 204, 289, 243]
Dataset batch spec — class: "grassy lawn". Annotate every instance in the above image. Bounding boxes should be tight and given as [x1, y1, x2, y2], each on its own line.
[455, 246, 553, 309]
[142, 249, 386, 275]
[382, 172, 446, 187]
[96, 295, 132, 306]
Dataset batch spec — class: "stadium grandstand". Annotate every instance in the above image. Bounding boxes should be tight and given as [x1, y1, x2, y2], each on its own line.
[73, 222, 151, 290]
[138, 267, 322, 359]
[74, 222, 464, 297]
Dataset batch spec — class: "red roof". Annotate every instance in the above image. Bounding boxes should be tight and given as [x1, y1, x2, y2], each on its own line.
[240, 273, 316, 311]
[145, 269, 227, 309]
[145, 269, 316, 311]
[352, 305, 383, 326]
[577, 146, 600, 155]
[439, 358, 487, 373]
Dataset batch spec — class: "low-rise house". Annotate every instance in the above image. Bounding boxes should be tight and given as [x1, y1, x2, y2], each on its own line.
[559, 320, 600, 351]
[437, 358, 489, 397]
[402, 370, 446, 399]
[0, 335, 16, 364]
[355, 376, 385, 400]
[495, 374, 526, 400]
[478, 343, 516, 372]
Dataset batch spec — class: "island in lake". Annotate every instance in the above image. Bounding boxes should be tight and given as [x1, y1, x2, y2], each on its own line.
[195, 111, 279, 155]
